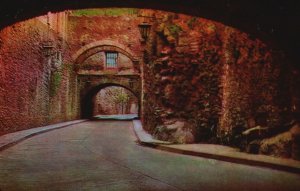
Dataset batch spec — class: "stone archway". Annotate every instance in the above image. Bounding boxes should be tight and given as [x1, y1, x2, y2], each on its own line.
[80, 81, 141, 118]
[94, 86, 139, 116]
[73, 40, 142, 118]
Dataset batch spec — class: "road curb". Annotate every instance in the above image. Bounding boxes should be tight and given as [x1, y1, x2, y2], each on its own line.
[0, 119, 88, 151]
[155, 145, 300, 174]
[132, 120, 300, 174]
[132, 120, 172, 145]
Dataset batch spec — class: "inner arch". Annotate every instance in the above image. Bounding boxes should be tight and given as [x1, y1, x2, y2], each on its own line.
[93, 86, 139, 118]
[81, 83, 140, 119]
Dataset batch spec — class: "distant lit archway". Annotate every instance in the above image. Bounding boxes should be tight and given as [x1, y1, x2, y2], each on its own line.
[93, 86, 139, 116]
[80, 83, 141, 119]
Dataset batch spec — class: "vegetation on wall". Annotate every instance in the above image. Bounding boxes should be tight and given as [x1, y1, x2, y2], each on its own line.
[167, 24, 182, 39]
[71, 8, 139, 16]
[142, 10, 293, 154]
[49, 63, 73, 97]
[49, 71, 62, 97]
[218, 28, 285, 146]
[143, 13, 223, 143]
[112, 88, 130, 114]
[187, 17, 197, 29]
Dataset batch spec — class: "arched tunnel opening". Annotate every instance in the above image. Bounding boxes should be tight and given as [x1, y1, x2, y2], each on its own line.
[94, 86, 139, 117]
[0, 4, 300, 163]
[81, 84, 140, 119]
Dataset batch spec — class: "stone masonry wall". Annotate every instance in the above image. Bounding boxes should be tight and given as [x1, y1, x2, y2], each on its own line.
[66, 13, 143, 118]
[67, 15, 142, 59]
[0, 11, 144, 135]
[1, 9, 298, 160]
[79, 52, 136, 75]
[0, 17, 77, 135]
[143, 12, 224, 143]
[142, 11, 294, 149]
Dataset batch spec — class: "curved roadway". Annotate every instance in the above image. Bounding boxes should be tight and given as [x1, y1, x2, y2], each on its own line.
[0, 121, 300, 191]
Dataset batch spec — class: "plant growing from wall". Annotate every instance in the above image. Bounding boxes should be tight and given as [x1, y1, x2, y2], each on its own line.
[187, 17, 197, 29]
[112, 88, 130, 114]
[49, 71, 62, 97]
[71, 8, 139, 16]
[167, 24, 182, 39]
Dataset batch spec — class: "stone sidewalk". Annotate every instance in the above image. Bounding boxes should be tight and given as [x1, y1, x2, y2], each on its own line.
[94, 114, 138, 120]
[132, 120, 300, 174]
[0, 119, 87, 151]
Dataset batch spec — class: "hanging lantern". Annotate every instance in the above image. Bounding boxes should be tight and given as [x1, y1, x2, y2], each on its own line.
[42, 40, 55, 56]
[138, 22, 151, 40]
[42, 12, 55, 56]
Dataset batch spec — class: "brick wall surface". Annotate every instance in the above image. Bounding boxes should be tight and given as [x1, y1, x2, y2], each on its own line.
[0, 13, 143, 135]
[1, 10, 299, 160]
[0, 18, 77, 135]
[142, 11, 294, 147]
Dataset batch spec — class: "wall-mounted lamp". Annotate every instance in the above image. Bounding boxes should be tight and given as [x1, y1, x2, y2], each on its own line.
[42, 12, 56, 57]
[42, 40, 55, 56]
[138, 22, 152, 41]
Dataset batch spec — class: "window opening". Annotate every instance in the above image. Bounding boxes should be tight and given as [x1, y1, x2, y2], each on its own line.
[105, 52, 118, 68]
